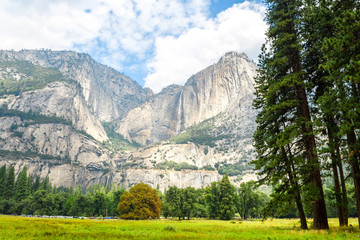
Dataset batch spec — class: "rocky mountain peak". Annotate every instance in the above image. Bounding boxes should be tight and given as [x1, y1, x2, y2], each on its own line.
[218, 51, 251, 64]
[115, 51, 257, 145]
[0, 49, 153, 122]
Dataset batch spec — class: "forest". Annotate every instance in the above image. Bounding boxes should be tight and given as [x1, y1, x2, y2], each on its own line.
[252, 0, 360, 230]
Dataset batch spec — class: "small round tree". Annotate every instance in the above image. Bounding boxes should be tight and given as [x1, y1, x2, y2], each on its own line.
[117, 183, 161, 219]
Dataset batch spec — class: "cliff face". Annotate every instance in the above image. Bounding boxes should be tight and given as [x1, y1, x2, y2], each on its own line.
[0, 50, 257, 190]
[1, 81, 107, 142]
[0, 50, 153, 122]
[115, 52, 256, 145]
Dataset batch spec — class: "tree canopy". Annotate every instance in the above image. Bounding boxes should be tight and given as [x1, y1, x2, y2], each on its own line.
[117, 183, 161, 220]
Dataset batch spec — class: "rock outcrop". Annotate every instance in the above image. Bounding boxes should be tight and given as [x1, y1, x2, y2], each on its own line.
[0, 50, 153, 121]
[115, 52, 256, 145]
[0, 50, 257, 190]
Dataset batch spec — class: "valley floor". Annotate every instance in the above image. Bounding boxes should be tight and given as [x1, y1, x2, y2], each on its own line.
[0, 215, 358, 239]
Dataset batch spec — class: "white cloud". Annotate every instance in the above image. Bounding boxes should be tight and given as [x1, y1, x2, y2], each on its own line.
[0, 0, 105, 50]
[0, 0, 266, 93]
[0, 0, 211, 81]
[145, 1, 266, 93]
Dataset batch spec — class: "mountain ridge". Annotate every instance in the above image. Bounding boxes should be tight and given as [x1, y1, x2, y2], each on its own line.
[0, 49, 257, 191]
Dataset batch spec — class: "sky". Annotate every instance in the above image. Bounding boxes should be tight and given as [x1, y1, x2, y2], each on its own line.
[0, 0, 267, 93]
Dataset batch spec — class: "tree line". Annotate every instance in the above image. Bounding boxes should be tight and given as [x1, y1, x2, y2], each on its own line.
[253, 0, 360, 230]
[0, 165, 124, 216]
[0, 164, 358, 221]
[0, 165, 270, 219]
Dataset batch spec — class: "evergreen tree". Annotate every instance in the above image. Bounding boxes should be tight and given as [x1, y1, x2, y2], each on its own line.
[182, 187, 197, 220]
[205, 181, 220, 219]
[321, 0, 360, 228]
[0, 165, 6, 197]
[15, 166, 28, 201]
[219, 175, 234, 220]
[253, 0, 329, 229]
[164, 186, 183, 220]
[4, 165, 15, 200]
[302, 0, 349, 227]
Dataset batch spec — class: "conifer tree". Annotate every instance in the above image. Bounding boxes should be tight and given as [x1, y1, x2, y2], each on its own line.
[4, 165, 15, 200]
[302, 0, 348, 226]
[15, 166, 28, 201]
[321, 0, 360, 228]
[253, 0, 328, 229]
[219, 174, 234, 220]
[0, 165, 6, 197]
[205, 181, 220, 219]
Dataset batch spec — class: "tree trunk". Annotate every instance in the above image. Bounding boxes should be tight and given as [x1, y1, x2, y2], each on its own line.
[326, 115, 346, 226]
[346, 129, 360, 228]
[283, 146, 308, 229]
[337, 157, 349, 226]
[296, 84, 328, 229]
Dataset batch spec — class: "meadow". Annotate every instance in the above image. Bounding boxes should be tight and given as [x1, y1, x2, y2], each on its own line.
[0, 216, 359, 240]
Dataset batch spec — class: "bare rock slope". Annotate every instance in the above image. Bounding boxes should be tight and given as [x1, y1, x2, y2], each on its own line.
[116, 52, 256, 145]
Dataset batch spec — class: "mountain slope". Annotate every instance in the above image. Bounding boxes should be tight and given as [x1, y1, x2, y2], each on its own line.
[115, 52, 256, 146]
[0, 50, 153, 121]
[0, 50, 257, 190]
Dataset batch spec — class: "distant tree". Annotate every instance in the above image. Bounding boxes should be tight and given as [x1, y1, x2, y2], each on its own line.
[164, 186, 182, 220]
[15, 166, 28, 201]
[0, 165, 6, 197]
[205, 181, 220, 219]
[118, 183, 161, 219]
[219, 175, 234, 220]
[108, 187, 125, 216]
[234, 181, 269, 219]
[4, 165, 15, 199]
[181, 187, 197, 220]
[94, 192, 106, 216]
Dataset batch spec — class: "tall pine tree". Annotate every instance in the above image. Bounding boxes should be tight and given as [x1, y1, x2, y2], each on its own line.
[219, 174, 234, 220]
[254, 0, 328, 229]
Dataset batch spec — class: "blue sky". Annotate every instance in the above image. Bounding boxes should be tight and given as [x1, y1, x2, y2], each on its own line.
[0, 0, 266, 93]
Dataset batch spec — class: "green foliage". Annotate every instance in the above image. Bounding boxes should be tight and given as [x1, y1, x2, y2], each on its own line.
[216, 162, 253, 176]
[170, 118, 231, 147]
[3, 165, 15, 200]
[0, 104, 98, 146]
[0, 165, 6, 197]
[163, 186, 183, 220]
[0, 105, 72, 126]
[234, 181, 269, 219]
[118, 183, 161, 219]
[219, 175, 234, 220]
[156, 161, 198, 171]
[205, 182, 220, 219]
[0, 60, 75, 96]
[200, 165, 215, 171]
[102, 122, 140, 151]
[15, 166, 28, 201]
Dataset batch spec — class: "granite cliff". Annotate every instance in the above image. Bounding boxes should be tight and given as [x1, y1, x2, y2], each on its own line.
[0, 50, 257, 190]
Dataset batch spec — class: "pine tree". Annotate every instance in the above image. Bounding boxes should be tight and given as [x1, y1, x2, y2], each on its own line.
[4, 165, 15, 200]
[164, 186, 182, 220]
[321, 0, 360, 228]
[0, 165, 6, 197]
[16, 166, 28, 201]
[205, 181, 220, 219]
[219, 175, 234, 220]
[302, 0, 348, 227]
[254, 0, 328, 229]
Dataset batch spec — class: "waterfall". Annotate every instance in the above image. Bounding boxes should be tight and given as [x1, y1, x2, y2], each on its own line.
[176, 89, 183, 133]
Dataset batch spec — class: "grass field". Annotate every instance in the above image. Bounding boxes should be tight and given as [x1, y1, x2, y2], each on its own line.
[0, 216, 359, 240]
